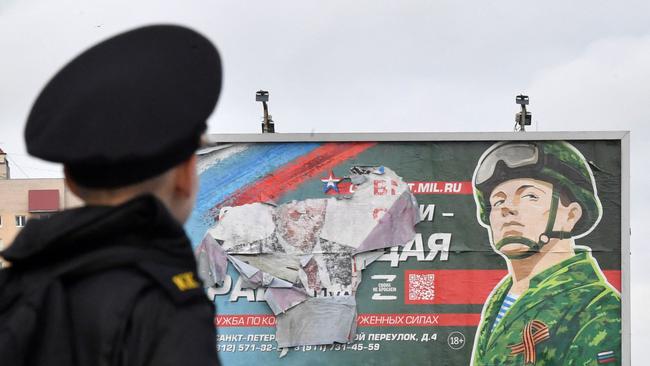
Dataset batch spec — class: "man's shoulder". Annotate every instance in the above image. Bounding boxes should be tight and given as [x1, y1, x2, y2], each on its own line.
[530, 280, 620, 324]
[52, 259, 213, 366]
[557, 276, 620, 307]
[68, 260, 209, 307]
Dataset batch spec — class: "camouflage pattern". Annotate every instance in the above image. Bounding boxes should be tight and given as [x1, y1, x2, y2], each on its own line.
[472, 249, 621, 366]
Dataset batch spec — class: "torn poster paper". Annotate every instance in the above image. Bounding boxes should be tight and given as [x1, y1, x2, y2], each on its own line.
[196, 234, 228, 287]
[275, 296, 357, 348]
[209, 203, 276, 254]
[199, 166, 420, 350]
[265, 286, 311, 316]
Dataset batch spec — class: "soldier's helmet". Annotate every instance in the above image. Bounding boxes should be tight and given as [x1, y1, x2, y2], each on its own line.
[473, 141, 602, 238]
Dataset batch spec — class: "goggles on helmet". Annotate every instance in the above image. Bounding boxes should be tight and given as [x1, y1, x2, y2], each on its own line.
[475, 142, 540, 186]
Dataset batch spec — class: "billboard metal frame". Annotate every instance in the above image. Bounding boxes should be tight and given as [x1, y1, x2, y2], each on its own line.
[206, 131, 631, 365]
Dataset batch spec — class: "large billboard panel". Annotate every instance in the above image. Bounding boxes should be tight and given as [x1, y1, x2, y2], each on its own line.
[187, 132, 629, 366]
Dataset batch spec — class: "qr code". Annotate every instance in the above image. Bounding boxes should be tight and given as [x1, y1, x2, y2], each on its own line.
[405, 271, 435, 304]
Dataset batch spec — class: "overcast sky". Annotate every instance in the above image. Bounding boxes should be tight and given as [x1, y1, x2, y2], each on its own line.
[1, 1, 648, 361]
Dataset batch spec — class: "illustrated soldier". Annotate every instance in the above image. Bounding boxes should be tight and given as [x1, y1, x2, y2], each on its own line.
[470, 141, 621, 365]
[0, 25, 222, 365]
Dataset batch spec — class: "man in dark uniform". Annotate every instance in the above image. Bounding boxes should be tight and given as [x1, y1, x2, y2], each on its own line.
[0, 25, 222, 365]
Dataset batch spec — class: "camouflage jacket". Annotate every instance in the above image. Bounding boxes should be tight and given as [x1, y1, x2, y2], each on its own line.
[471, 250, 621, 366]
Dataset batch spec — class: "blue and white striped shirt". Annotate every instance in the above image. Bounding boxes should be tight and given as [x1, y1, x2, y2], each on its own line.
[492, 293, 519, 330]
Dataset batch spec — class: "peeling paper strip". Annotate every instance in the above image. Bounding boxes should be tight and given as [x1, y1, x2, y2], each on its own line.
[232, 253, 300, 283]
[240, 271, 263, 289]
[275, 296, 357, 348]
[353, 250, 386, 271]
[196, 234, 229, 287]
[228, 255, 261, 279]
[267, 278, 294, 288]
[297, 253, 343, 295]
[300, 254, 314, 267]
[228, 255, 295, 288]
[264, 286, 310, 315]
[355, 190, 421, 253]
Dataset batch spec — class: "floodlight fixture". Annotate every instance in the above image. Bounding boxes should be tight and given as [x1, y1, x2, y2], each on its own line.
[256, 90, 269, 102]
[516, 94, 529, 106]
[256, 90, 275, 133]
[515, 95, 532, 132]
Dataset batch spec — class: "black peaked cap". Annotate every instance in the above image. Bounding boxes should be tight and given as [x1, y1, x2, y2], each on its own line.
[25, 24, 222, 188]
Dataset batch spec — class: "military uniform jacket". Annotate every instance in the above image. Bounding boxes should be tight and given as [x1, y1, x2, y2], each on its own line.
[0, 195, 220, 366]
[471, 250, 621, 366]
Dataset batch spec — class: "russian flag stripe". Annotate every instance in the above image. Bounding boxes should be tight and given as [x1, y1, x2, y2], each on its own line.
[187, 142, 321, 245]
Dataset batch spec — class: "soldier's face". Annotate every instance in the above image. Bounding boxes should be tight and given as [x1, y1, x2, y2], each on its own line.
[488, 178, 555, 256]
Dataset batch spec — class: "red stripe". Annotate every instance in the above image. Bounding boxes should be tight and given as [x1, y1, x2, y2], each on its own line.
[219, 142, 375, 208]
[408, 181, 473, 194]
[214, 272, 622, 326]
[215, 313, 481, 328]
[409, 270, 622, 305]
[598, 358, 616, 364]
[215, 315, 276, 327]
[357, 313, 480, 327]
[327, 181, 474, 195]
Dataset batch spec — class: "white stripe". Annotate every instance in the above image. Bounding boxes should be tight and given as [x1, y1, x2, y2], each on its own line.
[598, 351, 614, 357]
[197, 143, 249, 174]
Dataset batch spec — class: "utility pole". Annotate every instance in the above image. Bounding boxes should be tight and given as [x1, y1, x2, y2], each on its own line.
[256, 90, 275, 133]
[515, 95, 532, 132]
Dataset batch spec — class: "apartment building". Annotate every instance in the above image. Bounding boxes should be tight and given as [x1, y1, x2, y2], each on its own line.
[0, 148, 82, 255]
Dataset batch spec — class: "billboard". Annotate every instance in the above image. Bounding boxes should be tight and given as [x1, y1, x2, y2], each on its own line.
[186, 132, 629, 366]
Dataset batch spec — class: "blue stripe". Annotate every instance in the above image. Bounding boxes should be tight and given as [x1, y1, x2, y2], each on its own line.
[185, 142, 321, 247]
[492, 294, 520, 330]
